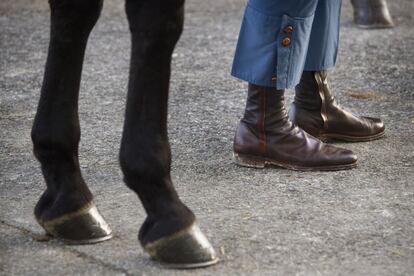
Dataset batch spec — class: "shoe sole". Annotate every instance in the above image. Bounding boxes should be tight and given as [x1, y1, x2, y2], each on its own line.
[318, 130, 385, 143]
[355, 23, 394, 29]
[233, 153, 357, 172]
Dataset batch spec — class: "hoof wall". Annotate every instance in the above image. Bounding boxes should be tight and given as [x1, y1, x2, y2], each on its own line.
[144, 223, 219, 269]
[36, 202, 112, 244]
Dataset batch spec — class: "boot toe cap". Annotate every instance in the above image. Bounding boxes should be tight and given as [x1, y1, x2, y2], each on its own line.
[337, 148, 358, 165]
[363, 116, 385, 134]
[321, 144, 358, 167]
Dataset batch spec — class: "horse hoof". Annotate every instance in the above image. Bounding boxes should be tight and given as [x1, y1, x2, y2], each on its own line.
[35, 202, 112, 244]
[143, 223, 219, 269]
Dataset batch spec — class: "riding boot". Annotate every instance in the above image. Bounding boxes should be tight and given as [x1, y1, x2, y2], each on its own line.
[290, 71, 385, 142]
[233, 84, 357, 171]
[351, 0, 394, 29]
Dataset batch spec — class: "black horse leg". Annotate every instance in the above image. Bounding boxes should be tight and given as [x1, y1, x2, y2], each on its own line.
[121, 0, 217, 267]
[31, 0, 111, 243]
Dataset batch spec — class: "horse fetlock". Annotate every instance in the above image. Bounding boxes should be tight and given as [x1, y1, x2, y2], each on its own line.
[35, 186, 93, 223]
[138, 208, 196, 246]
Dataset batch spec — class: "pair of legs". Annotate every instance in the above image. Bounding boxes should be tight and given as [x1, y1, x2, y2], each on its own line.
[232, 0, 385, 171]
[31, 0, 217, 268]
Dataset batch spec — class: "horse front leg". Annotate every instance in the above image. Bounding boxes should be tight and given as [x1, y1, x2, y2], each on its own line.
[121, 0, 217, 268]
[31, 0, 112, 243]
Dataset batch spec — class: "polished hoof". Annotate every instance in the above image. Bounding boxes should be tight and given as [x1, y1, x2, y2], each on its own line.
[319, 130, 385, 142]
[143, 223, 219, 269]
[35, 202, 112, 244]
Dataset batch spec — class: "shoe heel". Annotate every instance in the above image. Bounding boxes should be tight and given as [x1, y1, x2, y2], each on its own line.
[233, 153, 266, 168]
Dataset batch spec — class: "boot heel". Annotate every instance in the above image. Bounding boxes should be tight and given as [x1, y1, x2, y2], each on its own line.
[233, 153, 266, 168]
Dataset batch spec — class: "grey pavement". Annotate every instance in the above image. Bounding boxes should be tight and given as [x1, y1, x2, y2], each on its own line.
[1, 0, 413, 275]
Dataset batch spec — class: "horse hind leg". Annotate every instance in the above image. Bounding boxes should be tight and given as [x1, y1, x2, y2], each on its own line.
[121, 0, 217, 268]
[31, 0, 112, 244]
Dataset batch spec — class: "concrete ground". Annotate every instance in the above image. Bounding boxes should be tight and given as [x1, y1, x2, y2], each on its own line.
[1, 0, 413, 275]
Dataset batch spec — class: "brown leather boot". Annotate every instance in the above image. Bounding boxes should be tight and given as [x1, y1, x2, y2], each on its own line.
[351, 0, 394, 29]
[233, 84, 357, 171]
[289, 71, 385, 142]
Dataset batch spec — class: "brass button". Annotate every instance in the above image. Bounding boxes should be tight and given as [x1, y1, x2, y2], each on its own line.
[282, 37, 291, 46]
[271, 76, 277, 82]
[283, 25, 293, 33]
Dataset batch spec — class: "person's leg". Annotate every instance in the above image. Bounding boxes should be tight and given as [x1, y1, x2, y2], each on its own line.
[351, 0, 394, 29]
[231, 0, 357, 171]
[290, 0, 385, 142]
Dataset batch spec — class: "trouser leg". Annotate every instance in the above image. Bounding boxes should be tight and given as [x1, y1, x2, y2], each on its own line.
[304, 0, 342, 71]
[231, 0, 320, 89]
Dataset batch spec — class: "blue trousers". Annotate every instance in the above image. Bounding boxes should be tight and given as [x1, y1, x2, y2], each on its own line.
[231, 0, 342, 89]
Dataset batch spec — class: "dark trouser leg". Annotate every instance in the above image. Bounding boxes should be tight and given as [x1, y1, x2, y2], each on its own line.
[31, 0, 111, 243]
[121, 0, 217, 267]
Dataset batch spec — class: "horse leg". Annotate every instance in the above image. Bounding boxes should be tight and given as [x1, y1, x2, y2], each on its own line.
[31, 0, 112, 243]
[121, 0, 217, 267]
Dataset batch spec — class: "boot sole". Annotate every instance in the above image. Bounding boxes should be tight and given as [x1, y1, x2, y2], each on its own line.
[355, 23, 394, 29]
[233, 153, 357, 172]
[318, 130, 385, 143]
